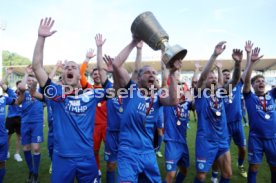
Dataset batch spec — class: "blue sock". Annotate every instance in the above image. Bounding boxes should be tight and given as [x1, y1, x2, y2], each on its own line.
[33, 153, 41, 174]
[248, 170, 258, 183]
[24, 151, 33, 173]
[219, 176, 230, 183]
[271, 170, 276, 183]
[106, 170, 115, 183]
[194, 177, 204, 183]
[212, 171, 219, 178]
[0, 168, 6, 183]
[238, 156, 244, 166]
[175, 172, 186, 183]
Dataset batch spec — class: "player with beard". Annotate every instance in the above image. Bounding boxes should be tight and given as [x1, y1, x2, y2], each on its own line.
[163, 73, 193, 183]
[211, 41, 253, 182]
[16, 65, 44, 183]
[80, 46, 107, 179]
[112, 36, 181, 182]
[32, 17, 111, 183]
[243, 46, 276, 183]
[193, 41, 242, 183]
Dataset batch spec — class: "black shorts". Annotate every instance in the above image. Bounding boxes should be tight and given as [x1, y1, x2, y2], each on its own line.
[5, 116, 21, 135]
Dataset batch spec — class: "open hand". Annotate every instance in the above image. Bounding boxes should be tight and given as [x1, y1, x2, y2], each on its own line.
[38, 17, 57, 38]
[232, 49, 243, 63]
[214, 41, 226, 56]
[95, 34, 106, 47]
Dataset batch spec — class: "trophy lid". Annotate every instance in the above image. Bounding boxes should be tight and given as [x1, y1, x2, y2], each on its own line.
[162, 44, 187, 68]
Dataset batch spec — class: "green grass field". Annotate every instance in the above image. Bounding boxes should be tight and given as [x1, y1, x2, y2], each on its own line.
[4, 116, 271, 183]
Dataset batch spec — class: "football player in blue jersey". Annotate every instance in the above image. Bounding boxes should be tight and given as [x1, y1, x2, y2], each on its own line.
[16, 66, 44, 183]
[243, 46, 276, 183]
[2, 68, 23, 162]
[95, 33, 123, 183]
[29, 60, 63, 174]
[194, 41, 242, 183]
[31, 17, 111, 183]
[163, 78, 193, 183]
[211, 41, 253, 182]
[0, 80, 24, 183]
[112, 35, 181, 182]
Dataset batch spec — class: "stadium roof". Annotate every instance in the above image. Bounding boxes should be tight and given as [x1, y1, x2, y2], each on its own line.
[5, 58, 276, 76]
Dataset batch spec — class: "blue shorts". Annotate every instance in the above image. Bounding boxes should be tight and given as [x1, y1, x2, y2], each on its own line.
[0, 140, 8, 161]
[51, 154, 99, 183]
[228, 121, 246, 147]
[117, 150, 161, 182]
[195, 136, 229, 172]
[104, 131, 119, 163]
[165, 141, 189, 172]
[248, 136, 276, 166]
[21, 123, 44, 145]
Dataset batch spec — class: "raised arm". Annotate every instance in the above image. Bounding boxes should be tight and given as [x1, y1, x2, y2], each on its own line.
[161, 58, 169, 88]
[32, 17, 57, 87]
[215, 61, 223, 87]
[95, 33, 108, 84]
[29, 80, 43, 101]
[160, 59, 182, 106]
[197, 41, 226, 89]
[80, 49, 96, 88]
[0, 68, 13, 91]
[49, 60, 62, 80]
[131, 41, 143, 83]
[112, 38, 138, 88]
[224, 49, 242, 91]
[192, 62, 201, 82]
[18, 65, 33, 91]
[241, 40, 253, 82]
[243, 47, 263, 93]
[3, 67, 13, 86]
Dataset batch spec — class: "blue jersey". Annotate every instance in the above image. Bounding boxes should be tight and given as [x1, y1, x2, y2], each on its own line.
[6, 88, 22, 118]
[119, 81, 161, 154]
[244, 88, 276, 138]
[164, 101, 192, 143]
[43, 80, 110, 157]
[157, 106, 164, 129]
[195, 89, 228, 140]
[44, 98, 53, 136]
[21, 90, 44, 123]
[106, 96, 123, 132]
[0, 96, 15, 144]
[223, 81, 243, 123]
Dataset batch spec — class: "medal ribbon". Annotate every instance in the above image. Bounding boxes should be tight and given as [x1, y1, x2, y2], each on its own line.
[176, 105, 182, 119]
[118, 96, 122, 106]
[145, 97, 154, 116]
[211, 95, 218, 109]
[258, 96, 267, 112]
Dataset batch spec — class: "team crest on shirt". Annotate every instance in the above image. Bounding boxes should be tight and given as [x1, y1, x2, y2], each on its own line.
[81, 94, 90, 103]
[0, 107, 5, 113]
[265, 94, 271, 100]
[0, 97, 4, 104]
